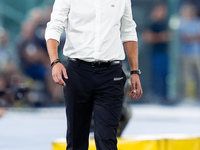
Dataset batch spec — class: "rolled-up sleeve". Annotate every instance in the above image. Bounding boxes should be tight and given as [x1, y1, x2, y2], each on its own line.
[45, 0, 70, 43]
[120, 0, 138, 42]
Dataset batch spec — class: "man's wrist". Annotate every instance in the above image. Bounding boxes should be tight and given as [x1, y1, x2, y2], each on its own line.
[50, 57, 59, 63]
[51, 59, 61, 69]
[130, 69, 141, 76]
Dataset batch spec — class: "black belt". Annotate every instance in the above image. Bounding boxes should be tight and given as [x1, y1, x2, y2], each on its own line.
[69, 58, 121, 67]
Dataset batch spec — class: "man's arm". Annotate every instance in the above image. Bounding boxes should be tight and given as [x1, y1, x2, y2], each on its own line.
[46, 39, 68, 86]
[45, 0, 70, 86]
[124, 41, 142, 100]
[144, 30, 170, 44]
[180, 33, 200, 43]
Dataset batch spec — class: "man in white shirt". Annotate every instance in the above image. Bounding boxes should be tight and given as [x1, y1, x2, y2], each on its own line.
[45, 0, 142, 149]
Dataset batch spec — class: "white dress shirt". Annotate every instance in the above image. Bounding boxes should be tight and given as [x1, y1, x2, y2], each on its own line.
[45, 0, 138, 62]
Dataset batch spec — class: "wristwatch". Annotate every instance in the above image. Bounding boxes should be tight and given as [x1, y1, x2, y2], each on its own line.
[130, 69, 141, 76]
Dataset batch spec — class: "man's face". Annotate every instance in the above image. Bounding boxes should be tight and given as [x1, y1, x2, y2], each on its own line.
[152, 6, 168, 21]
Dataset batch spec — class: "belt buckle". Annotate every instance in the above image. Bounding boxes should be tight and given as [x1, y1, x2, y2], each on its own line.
[111, 60, 120, 65]
[91, 61, 101, 67]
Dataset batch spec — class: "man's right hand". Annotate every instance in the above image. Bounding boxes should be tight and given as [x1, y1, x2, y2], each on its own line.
[52, 63, 68, 86]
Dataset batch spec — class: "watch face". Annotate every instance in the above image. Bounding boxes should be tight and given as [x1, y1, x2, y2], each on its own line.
[138, 70, 141, 75]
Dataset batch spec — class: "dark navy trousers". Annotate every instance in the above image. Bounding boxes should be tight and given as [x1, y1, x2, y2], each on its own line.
[63, 59, 126, 150]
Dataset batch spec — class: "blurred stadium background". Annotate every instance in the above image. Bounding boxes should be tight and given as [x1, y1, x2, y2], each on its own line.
[0, 0, 200, 150]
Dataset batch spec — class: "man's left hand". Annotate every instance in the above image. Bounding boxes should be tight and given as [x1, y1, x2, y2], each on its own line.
[131, 74, 143, 100]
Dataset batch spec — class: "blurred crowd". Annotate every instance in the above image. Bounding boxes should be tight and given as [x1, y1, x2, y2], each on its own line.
[143, 3, 170, 103]
[0, 1, 200, 107]
[178, 3, 200, 101]
[143, 1, 200, 103]
[0, 7, 65, 107]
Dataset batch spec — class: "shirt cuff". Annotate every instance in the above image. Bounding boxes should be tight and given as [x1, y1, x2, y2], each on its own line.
[121, 35, 138, 42]
[45, 29, 61, 43]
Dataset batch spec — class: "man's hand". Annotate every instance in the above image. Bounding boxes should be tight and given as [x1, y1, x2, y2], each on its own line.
[46, 39, 68, 86]
[52, 63, 68, 86]
[131, 74, 143, 100]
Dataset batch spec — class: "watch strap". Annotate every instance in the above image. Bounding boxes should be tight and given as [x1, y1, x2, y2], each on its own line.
[51, 59, 61, 69]
[130, 69, 141, 76]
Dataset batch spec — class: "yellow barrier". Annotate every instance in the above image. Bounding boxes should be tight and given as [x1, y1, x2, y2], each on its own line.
[167, 138, 200, 150]
[52, 135, 200, 150]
